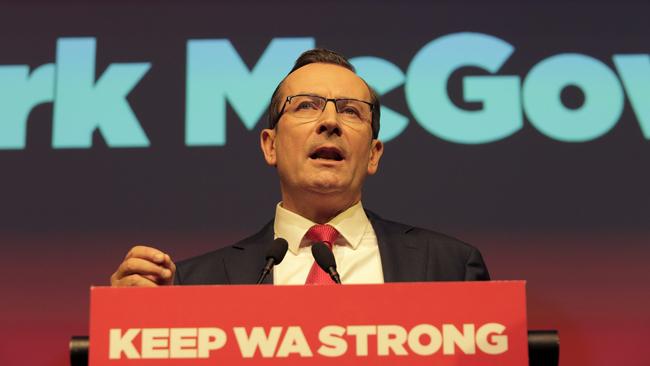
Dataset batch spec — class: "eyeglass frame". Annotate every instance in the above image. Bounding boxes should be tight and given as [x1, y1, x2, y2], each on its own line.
[273, 94, 375, 128]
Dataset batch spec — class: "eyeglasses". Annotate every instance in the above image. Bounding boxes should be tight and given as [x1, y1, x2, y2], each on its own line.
[277, 94, 374, 125]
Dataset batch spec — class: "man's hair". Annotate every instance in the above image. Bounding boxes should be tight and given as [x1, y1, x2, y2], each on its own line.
[267, 48, 381, 139]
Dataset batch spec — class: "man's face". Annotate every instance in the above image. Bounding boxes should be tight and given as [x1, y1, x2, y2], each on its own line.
[261, 63, 383, 202]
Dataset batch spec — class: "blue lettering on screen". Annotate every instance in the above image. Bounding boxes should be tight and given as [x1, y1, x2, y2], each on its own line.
[185, 38, 314, 146]
[53, 38, 151, 148]
[0, 33, 648, 150]
[523, 54, 624, 142]
[613, 55, 650, 139]
[0, 64, 55, 149]
[406, 32, 522, 144]
[0, 37, 150, 149]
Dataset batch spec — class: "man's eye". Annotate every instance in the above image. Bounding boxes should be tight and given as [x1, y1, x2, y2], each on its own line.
[296, 101, 319, 110]
[341, 106, 361, 116]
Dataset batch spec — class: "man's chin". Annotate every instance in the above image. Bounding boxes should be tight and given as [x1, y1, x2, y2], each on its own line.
[302, 176, 348, 195]
[306, 182, 345, 195]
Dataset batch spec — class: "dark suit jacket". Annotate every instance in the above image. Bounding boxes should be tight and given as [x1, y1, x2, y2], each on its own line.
[175, 211, 490, 285]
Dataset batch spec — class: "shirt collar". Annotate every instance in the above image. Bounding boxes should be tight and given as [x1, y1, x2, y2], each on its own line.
[274, 201, 370, 255]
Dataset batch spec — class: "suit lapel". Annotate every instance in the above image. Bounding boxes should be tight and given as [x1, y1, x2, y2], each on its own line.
[224, 220, 275, 285]
[368, 212, 428, 282]
[223, 212, 428, 284]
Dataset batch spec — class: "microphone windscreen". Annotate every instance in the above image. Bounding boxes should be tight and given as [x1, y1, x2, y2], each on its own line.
[266, 238, 289, 264]
[311, 242, 337, 271]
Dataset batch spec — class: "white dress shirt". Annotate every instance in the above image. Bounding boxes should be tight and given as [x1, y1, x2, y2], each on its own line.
[272, 201, 384, 285]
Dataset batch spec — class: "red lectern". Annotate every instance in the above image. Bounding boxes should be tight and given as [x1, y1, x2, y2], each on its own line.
[89, 281, 528, 365]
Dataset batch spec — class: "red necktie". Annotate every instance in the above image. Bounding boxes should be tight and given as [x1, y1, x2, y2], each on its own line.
[304, 224, 339, 285]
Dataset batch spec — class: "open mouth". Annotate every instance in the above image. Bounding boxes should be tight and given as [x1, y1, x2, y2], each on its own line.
[309, 146, 345, 161]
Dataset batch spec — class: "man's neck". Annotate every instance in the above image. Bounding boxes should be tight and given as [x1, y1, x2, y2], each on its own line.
[281, 191, 361, 224]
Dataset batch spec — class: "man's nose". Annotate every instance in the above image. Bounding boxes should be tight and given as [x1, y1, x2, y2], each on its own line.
[316, 101, 342, 136]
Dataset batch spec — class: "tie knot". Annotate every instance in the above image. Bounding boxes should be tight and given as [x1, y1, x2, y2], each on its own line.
[305, 224, 339, 248]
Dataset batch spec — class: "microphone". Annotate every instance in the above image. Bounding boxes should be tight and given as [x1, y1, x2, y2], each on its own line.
[311, 242, 342, 284]
[256, 238, 289, 284]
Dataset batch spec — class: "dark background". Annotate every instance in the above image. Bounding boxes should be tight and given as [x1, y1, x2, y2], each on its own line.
[1, 1, 648, 365]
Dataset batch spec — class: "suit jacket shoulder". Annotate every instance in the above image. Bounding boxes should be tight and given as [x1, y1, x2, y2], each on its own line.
[366, 210, 490, 282]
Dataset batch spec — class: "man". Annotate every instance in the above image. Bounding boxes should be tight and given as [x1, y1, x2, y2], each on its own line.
[110, 48, 489, 287]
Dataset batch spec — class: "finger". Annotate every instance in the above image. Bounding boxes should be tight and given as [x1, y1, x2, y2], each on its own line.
[115, 274, 158, 287]
[143, 273, 174, 286]
[116, 257, 173, 280]
[143, 274, 161, 283]
[152, 253, 176, 274]
[153, 253, 177, 273]
[164, 254, 177, 273]
[125, 245, 168, 265]
[161, 254, 176, 285]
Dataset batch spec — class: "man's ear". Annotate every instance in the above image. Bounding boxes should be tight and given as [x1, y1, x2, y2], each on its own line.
[260, 128, 277, 166]
[367, 139, 384, 175]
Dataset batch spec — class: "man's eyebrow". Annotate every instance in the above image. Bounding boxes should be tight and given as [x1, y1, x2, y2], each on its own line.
[294, 92, 366, 100]
[293, 91, 322, 97]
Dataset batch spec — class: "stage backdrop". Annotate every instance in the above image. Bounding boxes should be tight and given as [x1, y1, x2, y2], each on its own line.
[1, 1, 648, 365]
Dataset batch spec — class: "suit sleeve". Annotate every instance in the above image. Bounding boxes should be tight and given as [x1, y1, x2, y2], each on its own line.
[464, 247, 490, 281]
[173, 266, 183, 285]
